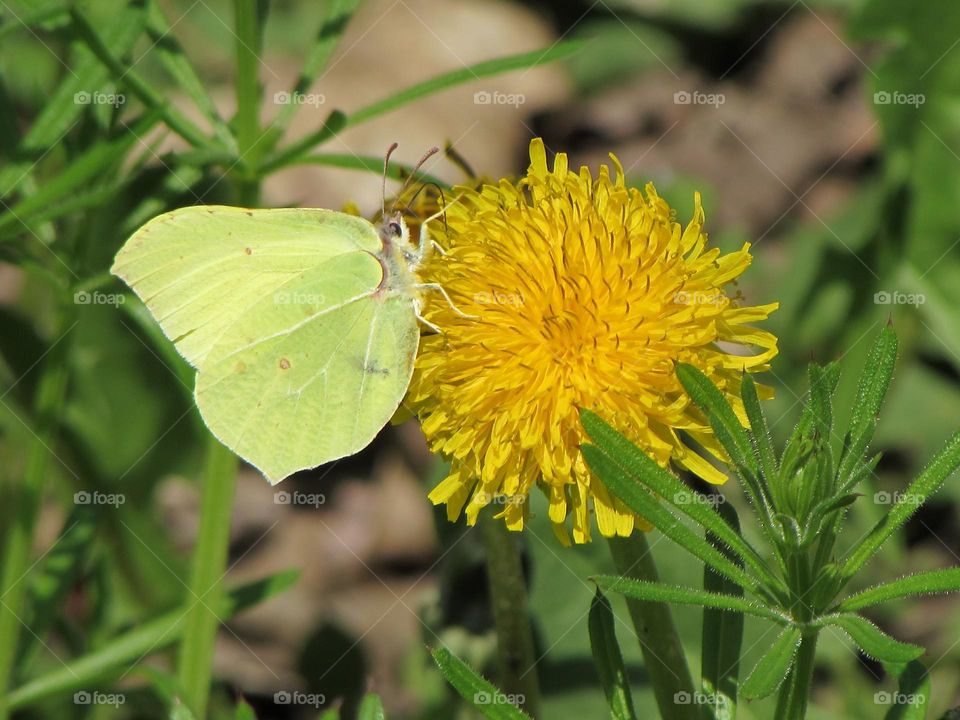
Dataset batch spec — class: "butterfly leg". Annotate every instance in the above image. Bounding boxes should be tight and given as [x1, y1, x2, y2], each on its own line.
[414, 282, 477, 319]
[413, 296, 444, 334]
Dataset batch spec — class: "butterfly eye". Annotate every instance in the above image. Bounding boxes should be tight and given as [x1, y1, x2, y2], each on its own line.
[389, 221, 402, 236]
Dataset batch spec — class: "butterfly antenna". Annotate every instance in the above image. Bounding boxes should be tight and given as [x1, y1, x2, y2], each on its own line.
[382, 142, 399, 217]
[391, 146, 440, 212]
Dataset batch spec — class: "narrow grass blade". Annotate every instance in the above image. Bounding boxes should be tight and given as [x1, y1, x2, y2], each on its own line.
[881, 660, 929, 720]
[580, 412, 778, 589]
[676, 363, 758, 478]
[0, 114, 158, 234]
[431, 647, 531, 720]
[838, 568, 960, 611]
[0, 0, 148, 197]
[702, 501, 745, 719]
[138, 666, 197, 720]
[16, 505, 97, 668]
[273, 152, 448, 187]
[6, 570, 298, 710]
[69, 7, 212, 149]
[233, 697, 258, 720]
[358, 692, 386, 720]
[740, 626, 802, 700]
[839, 431, 960, 583]
[268, 0, 361, 140]
[146, 0, 234, 148]
[849, 326, 898, 433]
[594, 576, 786, 624]
[258, 111, 347, 174]
[588, 588, 637, 720]
[346, 41, 584, 127]
[741, 375, 778, 485]
[582, 445, 759, 591]
[815, 614, 924, 663]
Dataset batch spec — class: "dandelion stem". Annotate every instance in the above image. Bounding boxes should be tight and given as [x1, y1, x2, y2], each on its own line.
[478, 509, 541, 717]
[607, 533, 700, 720]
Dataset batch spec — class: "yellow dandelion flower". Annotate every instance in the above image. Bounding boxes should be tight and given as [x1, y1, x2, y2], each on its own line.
[407, 138, 778, 545]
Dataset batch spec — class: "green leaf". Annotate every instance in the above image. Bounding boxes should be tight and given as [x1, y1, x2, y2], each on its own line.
[815, 614, 924, 663]
[594, 576, 787, 624]
[0, 0, 149, 197]
[6, 570, 299, 710]
[838, 568, 960, 612]
[740, 626, 802, 700]
[431, 647, 531, 720]
[346, 41, 584, 127]
[358, 692, 386, 720]
[580, 412, 779, 590]
[701, 501, 744, 720]
[839, 431, 960, 583]
[881, 661, 930, 720]
[588, 588, 637, 720]
[17, 504, 97, 668]
[581, 444, 760, 592]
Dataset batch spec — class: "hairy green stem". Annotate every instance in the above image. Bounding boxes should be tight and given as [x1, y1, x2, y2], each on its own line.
[478, 510, 541, 717]
[0, 318, 71, 720]
[175, 439, 238, 717]
[608, 534, 700, 720]
[777, 632, 818, 720]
